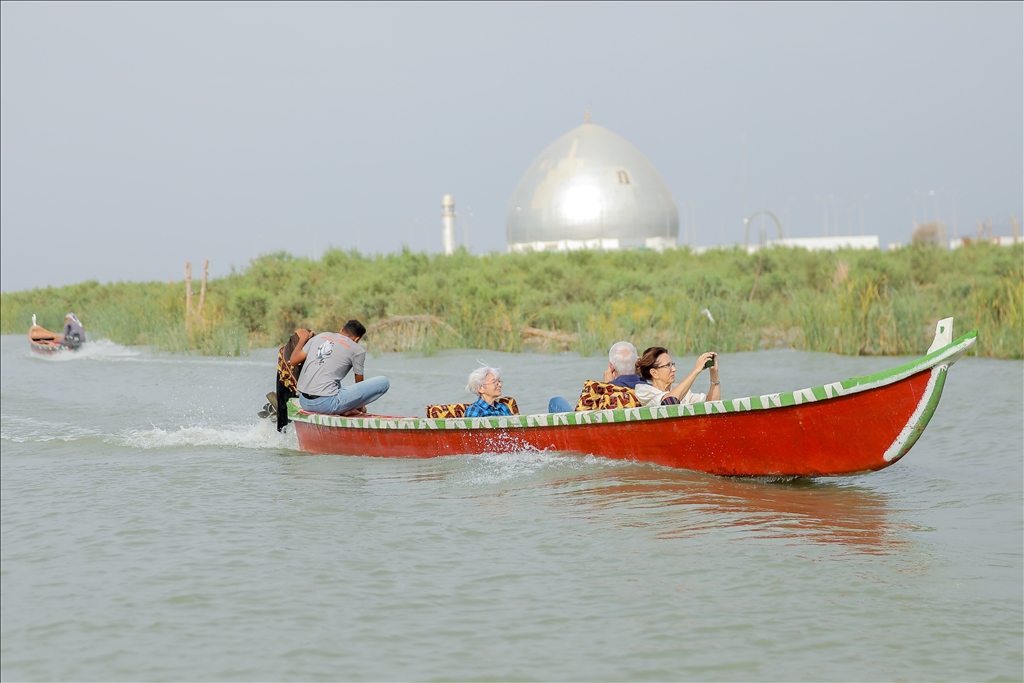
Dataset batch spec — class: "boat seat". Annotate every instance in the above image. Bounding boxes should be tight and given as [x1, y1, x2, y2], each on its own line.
[425, 396, 519, 419]
[574, 380, 641, 411]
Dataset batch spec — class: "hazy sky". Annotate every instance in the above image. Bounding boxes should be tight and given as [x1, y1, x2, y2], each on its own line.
[2, 2, 1021, 291]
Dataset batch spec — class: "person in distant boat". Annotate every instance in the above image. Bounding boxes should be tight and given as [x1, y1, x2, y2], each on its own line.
[63, 313, 86, 349]
[634, 346, 721, 407]
[290, 320, 390, 416]
[547, 340, 640, 413]
[465, 365, 512, 417]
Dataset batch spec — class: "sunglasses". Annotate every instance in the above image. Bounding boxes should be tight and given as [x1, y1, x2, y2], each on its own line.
[652, 362, 676, 370]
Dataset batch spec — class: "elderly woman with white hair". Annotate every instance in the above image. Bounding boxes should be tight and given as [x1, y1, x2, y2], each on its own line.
[465, 365, 511, 418]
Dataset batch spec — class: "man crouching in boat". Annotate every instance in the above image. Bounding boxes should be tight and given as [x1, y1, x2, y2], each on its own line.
[290, 320, 390, 416]
[465, 366, 511, 418]
[63, 313, 86, 349]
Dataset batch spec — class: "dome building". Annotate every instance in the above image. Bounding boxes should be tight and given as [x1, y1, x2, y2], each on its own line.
[506, 116, 679, 252]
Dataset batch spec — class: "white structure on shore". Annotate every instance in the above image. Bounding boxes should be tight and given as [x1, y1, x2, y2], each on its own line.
[949, 235, 1023, 248]
[758, 235, 880, 253]
[441, 195, 456, 256]
[687, 235, 881, 255]
[506, 114, 679, 252]
[891, 215, 1020, 250]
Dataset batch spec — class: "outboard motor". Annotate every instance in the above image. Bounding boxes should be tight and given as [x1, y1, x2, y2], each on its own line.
[66, 332, 83, 351]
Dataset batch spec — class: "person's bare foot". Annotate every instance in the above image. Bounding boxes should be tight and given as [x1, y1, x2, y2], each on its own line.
[341, 408, 367, 417]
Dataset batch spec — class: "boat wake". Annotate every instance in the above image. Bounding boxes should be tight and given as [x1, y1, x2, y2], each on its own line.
[2, 413, 298, 452]
[0, 414, 106, 443]
[118, 419, 299, 451]
[30, 338, 140, 362]
[455, 450, 616, 486]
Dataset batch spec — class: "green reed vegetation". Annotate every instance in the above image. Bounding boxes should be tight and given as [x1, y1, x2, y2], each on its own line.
[3, 244, 1021, 358]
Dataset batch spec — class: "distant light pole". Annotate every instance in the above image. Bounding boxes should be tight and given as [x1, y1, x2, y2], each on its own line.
[690, 203, 697, 247]
[742, 135, 748, 231]
[681, 200, 689, 246]
[952, 191, 958, 238]
[815, 195, 831, 236]
[464, 206, 473, 251]
[784, 197, 796, 239]
[930, 189, 946, 245]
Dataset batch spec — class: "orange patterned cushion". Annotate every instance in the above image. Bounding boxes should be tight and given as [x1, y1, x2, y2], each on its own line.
[426, 396, 519, 418]
[574, 380, 641, 412]
[498, 396, 519, 415]
[425, 403, 467, 419]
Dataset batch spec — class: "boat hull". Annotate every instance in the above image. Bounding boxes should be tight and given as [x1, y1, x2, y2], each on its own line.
[29, 339, 68, 354]
[28, 324, 74, 354]
[290, 326, 973, 477]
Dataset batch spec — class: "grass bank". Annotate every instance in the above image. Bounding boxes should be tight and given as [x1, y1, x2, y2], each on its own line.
[3, 244, 1021, 358]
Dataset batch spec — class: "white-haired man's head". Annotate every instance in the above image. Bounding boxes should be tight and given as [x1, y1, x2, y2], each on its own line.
[608, 341, 638, 376]
[466, 365, 502, 397]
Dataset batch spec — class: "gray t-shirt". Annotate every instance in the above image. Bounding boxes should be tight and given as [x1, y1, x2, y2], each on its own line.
[64, 319, 85, 342]
[296, 333, 366, 397]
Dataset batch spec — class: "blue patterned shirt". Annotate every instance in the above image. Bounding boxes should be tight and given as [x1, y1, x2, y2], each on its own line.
[464, 398, 512, 418]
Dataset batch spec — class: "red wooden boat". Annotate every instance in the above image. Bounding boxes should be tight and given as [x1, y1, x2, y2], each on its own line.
[288, 318, 975, 477]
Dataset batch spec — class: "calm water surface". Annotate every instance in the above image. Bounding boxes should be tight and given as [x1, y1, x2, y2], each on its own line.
[1, 334, 1022, 681]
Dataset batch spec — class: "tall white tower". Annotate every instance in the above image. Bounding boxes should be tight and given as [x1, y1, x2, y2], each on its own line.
[441, 195, 456, 255]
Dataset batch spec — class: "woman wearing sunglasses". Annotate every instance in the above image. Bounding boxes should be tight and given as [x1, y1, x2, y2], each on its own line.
[633, 346, 721, 407]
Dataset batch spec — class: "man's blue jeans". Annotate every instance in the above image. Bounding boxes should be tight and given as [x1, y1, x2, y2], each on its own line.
[548, 396, 573, 413]
[298, 376, 391, 415]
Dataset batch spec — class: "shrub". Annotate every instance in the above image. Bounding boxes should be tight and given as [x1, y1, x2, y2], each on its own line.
[231, 287, 269, 332]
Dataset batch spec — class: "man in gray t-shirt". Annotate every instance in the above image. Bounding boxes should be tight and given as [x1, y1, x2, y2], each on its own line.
[289, 320, 390, 416]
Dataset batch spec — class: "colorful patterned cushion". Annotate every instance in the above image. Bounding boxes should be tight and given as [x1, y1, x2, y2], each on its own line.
[574, 380, 641, 412]
[425, 403, 466, 419]
[426, 396, 519, 419]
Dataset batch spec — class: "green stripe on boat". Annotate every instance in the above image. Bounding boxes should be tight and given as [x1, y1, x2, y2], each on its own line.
[287, 330, 977, 431]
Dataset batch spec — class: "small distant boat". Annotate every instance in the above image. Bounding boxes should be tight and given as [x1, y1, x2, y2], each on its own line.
[287, 318, 975, 478]
[28, 314, 81, 355]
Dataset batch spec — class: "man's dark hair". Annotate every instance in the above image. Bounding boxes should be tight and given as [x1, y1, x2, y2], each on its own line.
[342, 319, 367, 339]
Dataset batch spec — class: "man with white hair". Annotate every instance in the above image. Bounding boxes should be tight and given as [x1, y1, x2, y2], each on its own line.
[547, 340, 639, 413]
[465, 365, 511, 417]
[604, 340, 642, 389]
